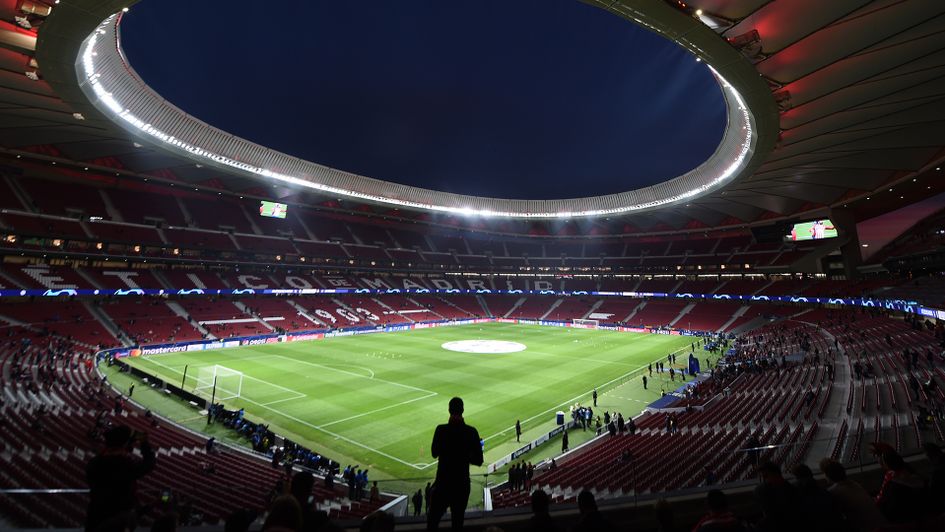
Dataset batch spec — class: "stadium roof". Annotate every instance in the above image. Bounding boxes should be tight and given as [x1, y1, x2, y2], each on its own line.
[2, 0, 945, 234]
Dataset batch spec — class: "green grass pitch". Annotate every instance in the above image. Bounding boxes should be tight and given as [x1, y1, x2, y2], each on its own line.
[125, 322, 700, 483]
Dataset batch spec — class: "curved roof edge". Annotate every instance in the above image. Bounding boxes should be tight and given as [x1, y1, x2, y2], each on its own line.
[37, 0, 779, 219]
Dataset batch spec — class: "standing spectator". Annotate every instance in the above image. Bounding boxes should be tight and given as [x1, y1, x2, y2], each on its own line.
[791, 464, 841, 529]
[572, 490, 615, 532]
[754, 461, 802, 532]
[643, 375, 648, 390]
[526, 489, 562, 532]
[427, 397, 483, 531]
[85, 426, 155, 532]
[925, 443, 945, 506]
[424, 482, 432, 514]
[290, 471, 326, 532]
[875, 448, 926, 524]
[262, 495, 301, 532]
[561, 430, 569, 453]
[412, 489, 423, 516]
[592, 388, 598, 407]
[515, 419, 522, 443]
[819, 459, 887, 531]
[692, 490, 745, 532]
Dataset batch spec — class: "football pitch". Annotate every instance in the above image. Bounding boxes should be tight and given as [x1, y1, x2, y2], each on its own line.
[125, 322, 697, 481]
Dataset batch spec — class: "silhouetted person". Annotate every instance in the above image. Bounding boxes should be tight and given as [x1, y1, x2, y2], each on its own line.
[791, 464, 842, 531]
[516, 419, 522, 443]
[925, 442, 945, 506]
[754, 461, 802, 532]
[413, 489, 423, 516]
[427, 397, 483, 531]
[224, 509, 257, 532]
[693, 490, 745, 532]
[875, 448, 926, 524]
[572, 490, 615, 532]
[263, 495, 301, 532]
[291, 471, 328, 532]
[85, 426, 155, 532]
[527, 489, 562, 532]
[562, 430, 569, 452]
[819, 458, 887, 531]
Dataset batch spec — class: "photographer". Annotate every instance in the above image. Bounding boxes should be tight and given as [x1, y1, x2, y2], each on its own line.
[85, 425, 156, 532]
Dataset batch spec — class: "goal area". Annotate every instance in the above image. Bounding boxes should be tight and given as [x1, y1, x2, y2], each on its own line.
[572, 318, 599, 329]
[194, 365, 243, 402]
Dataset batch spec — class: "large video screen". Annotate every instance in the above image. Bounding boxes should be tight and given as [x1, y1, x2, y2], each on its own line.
[786, 219, 838, 241]
[259, 201, 287, 219]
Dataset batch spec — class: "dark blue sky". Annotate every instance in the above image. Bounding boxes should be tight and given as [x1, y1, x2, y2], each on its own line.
[121, 0, 726, 200]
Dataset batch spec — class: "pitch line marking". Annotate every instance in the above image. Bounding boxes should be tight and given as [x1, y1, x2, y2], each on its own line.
[320, 363, 375, 379]
[243, 374, 307, 400]
[138, 356, 425, 469]
[478, 340, 695, 444]
[269, 354, 434, 395]
[316, 392, 438, 429]
[261, 395, 308, 407]
[141, 358, 306, 403]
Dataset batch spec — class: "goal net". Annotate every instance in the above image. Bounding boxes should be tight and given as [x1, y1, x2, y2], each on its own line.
[572, 318, 599, 329]
[194, 365, 243, 403]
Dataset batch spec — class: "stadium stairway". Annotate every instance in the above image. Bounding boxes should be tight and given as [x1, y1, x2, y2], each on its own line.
[539, 299, 564, 320]
[718, 305, 749, 333]
[372, 297, 416, 323]
[475, 294, 492, 317]
[667, 302, 696, 328]
[285, 299, 332, 329]
[164, 301, 212, 339]
[231, 300, 277, 332]
[81, 300, 125, 346]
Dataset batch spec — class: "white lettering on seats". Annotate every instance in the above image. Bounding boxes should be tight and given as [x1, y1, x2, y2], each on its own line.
[237, 275, 268, 289]
[102, 270, 140, 289]
[284, 276, 313, 289]
[313, 308, 337, 324]
[356, 308, 380, 321]
[22, 266, 76, 289]
[361, 277, 392, 289]
[402, 278, 425, 290]
[336, 307, 360, 323]
[430, 279, 453, 290]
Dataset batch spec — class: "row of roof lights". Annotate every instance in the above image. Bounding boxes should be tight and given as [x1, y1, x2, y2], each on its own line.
[78, 11, 756, 219]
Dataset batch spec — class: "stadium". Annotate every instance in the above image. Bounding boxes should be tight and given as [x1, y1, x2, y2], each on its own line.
[1, 0, 944, 530]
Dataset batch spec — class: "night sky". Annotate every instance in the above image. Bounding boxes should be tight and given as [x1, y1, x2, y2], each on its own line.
[121, 0, 726, 200]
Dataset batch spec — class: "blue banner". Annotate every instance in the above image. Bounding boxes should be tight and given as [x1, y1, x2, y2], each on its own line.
[3, 286, 933, 317]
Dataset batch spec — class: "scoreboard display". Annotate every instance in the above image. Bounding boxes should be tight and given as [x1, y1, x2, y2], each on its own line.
[785, 219, 837, 241]
[259, 201, 287, 219]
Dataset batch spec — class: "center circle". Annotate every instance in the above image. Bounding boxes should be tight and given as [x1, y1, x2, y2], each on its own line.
[441, 340, 527, 354]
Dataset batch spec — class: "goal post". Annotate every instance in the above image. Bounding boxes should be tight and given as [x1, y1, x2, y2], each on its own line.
[572, 318, 599, 329]
[194, 365, 243, 402]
